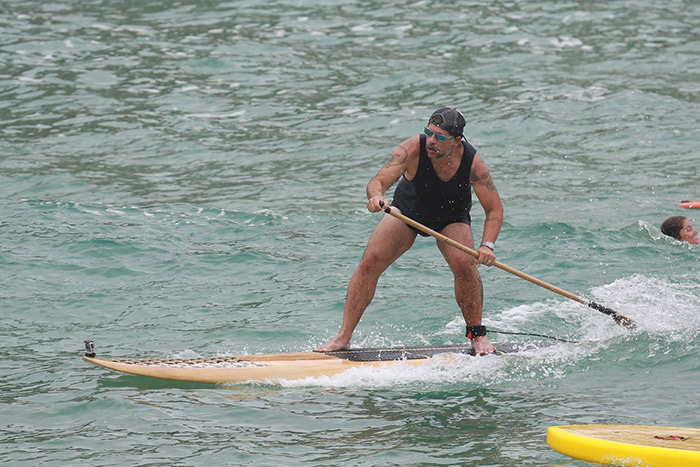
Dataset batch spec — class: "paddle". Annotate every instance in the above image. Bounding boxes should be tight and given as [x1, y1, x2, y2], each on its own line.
[381, 204, 637, 329]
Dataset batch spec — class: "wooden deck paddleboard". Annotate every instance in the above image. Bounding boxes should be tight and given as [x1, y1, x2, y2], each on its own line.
[547, 424, 700, 467]
[83, 341, 555, 384]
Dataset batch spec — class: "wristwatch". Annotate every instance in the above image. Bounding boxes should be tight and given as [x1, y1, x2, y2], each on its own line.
[481, 241, 495, 251]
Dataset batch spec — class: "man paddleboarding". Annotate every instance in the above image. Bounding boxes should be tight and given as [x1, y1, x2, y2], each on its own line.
[317, 108, 503, 354]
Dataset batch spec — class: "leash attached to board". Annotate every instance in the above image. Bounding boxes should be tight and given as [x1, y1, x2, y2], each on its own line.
[381, 203, 636, 330]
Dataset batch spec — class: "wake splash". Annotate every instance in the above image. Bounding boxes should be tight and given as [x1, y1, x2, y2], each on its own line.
[589, 274, 700, 338]
[276, 274, 699, 389]
[272, 341, 582, 389]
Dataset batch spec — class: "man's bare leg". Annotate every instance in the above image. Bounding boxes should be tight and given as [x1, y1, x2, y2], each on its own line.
[437, 223, 496, 354]
[315, 213, 416, 352]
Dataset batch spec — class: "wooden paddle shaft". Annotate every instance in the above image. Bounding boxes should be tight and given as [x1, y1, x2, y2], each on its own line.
[384, 208, 582, 300]
[384, 206, 636, 328]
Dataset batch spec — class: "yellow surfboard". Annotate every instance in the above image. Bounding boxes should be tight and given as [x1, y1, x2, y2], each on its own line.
[82, 340, 553, 384]
[547, 424, 700, 467]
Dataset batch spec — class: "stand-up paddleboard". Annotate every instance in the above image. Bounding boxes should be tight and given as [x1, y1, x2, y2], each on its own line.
[82, 340, 555, 384]
[679, 200, 700, 209]
[547, 425, 700, 466]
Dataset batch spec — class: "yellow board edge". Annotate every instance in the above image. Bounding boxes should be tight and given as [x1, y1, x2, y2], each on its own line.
[547, 424, 700, 467]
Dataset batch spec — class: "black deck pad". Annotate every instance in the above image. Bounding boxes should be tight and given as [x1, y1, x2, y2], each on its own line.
[324, 341, 556, 362]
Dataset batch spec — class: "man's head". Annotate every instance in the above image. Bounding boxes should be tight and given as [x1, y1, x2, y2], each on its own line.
[428, 108, 466, 138]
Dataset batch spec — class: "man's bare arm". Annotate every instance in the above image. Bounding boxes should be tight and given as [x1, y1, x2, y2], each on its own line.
[366, 138, 419, 212]
[470, 153, 503, 245]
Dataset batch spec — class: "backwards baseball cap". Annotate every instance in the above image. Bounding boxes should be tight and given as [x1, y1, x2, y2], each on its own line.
[428, 108, 466, 137]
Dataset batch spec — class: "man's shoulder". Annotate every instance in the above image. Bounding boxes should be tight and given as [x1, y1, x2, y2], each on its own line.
[394, 135, 422, 157]
[462, 138, 477, 157]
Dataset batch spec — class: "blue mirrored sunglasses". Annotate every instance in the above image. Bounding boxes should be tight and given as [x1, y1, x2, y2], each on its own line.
[424, 127, 452, 143]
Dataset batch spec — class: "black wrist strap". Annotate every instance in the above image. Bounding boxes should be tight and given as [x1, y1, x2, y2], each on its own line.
[466, 325, 487, 339]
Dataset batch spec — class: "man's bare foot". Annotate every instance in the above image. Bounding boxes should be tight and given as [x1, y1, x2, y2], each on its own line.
[314, 334, 351, 352]
[471, 336, 496, 355]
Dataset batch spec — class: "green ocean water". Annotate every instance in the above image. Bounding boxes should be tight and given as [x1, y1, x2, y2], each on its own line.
[1, 1, 699, 465]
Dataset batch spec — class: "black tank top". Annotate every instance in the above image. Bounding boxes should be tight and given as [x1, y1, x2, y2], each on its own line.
[391, 134, 476, 232]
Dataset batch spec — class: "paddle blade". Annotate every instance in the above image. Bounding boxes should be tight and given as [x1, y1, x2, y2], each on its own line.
[587, 301, 637, 329]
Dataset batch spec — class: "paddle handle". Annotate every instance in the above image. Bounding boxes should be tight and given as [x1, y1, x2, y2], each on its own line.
[383, 206, 636, 329]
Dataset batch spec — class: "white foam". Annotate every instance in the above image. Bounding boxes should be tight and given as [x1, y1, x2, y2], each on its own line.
[277, 353, 507, 388]
[590, 274, 700, 336]
[274, 341, 586, 389]
[551, 36, 584, 48]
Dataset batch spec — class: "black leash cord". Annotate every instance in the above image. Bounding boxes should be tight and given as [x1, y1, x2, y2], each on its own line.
[487, 329, 578, 344]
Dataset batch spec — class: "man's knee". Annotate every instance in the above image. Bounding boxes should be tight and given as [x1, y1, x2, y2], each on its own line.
[357, 250, 390, 276]
[453, 260, 480, 282]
